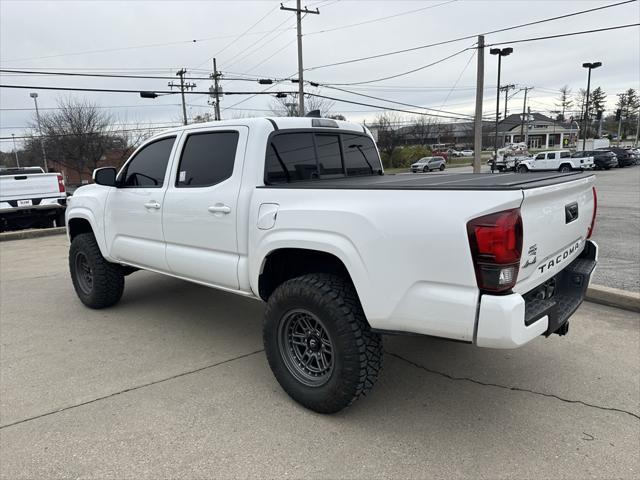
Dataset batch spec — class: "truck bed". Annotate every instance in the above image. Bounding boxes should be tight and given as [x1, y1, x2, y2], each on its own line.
[261, 171, 593, 190]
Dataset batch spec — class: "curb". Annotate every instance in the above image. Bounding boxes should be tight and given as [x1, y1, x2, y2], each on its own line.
[586, 284, 640, 313]
[0, 227, 66, 242]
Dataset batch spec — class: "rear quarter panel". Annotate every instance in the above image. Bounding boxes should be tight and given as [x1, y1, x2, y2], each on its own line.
[249, 186, 524, 341]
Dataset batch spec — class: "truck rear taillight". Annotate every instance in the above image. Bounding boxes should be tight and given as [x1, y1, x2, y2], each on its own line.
[587, 186, 597, 239]
[467, 208, 523, 293]
[57, 174, 65, 193]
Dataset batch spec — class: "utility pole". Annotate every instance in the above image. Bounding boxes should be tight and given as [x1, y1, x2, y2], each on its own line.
[519, 87, 531, 141]
[500, 84, 515, 119]
[11, 133, 20, 167]
[30, 92, 48, 172]
[169, 68, 196, 125]
[280, 1, 319, 117]
[210, 58, 222, 121]
[473, 35, 484, 174]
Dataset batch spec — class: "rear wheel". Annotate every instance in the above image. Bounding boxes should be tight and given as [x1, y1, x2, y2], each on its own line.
[263, 274, 383, 414]
[69, 233, 124, 309]
[517, 165, 528, 173]
[439, 164, 445, 171]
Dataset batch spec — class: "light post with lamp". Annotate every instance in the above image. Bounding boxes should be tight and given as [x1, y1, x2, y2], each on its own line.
[581, 61, 602, 151]
[30, 92, 48, 172]
[489, 47, 513, 172]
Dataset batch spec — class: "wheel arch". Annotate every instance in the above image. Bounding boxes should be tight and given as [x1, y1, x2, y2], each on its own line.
[67, 209, 111, 259]
[257, 247, 358, 302]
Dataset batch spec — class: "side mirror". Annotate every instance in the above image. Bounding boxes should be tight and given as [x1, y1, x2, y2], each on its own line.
[93, 167, 117, 186]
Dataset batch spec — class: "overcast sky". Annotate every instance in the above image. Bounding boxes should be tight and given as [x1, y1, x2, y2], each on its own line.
[1, 0, 639, 147]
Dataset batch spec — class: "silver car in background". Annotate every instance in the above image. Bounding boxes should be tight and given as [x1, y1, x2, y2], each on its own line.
[410, 156, 446, 173]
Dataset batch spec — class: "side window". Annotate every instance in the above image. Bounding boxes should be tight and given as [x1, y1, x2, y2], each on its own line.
[266, 133, 317, 183]
[315, 135, 343, 176]
[177, 131, 239, 187]
[342, 134, 381, 176]
[560, 151, 571, 158]
[121, 137, 175, 188]
[535, 153, 545, 160]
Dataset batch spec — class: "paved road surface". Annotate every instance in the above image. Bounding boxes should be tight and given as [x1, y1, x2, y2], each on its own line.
[1, 236, 638, 479]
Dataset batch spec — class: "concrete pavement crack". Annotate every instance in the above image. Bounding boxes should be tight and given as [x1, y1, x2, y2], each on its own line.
[0, 349, 265, 430]
[388, 351, 640, 421]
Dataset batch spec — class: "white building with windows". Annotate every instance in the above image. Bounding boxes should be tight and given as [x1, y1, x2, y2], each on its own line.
[496, 113, 579, 149]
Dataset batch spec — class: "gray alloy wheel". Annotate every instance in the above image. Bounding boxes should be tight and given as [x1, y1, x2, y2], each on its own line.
[277, 308, 334, 387]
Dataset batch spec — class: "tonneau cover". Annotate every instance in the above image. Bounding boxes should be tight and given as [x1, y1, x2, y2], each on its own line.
[261, 171, 593, 191]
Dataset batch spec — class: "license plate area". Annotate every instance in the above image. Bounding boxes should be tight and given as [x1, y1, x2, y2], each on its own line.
[17, 199, 33, 207]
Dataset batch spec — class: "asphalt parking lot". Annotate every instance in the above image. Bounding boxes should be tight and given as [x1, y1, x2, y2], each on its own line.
[1, 235, 639, 479]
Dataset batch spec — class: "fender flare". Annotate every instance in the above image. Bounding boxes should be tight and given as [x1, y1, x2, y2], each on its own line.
[250, 230, 370, 308]
[67, 208, 112, 260]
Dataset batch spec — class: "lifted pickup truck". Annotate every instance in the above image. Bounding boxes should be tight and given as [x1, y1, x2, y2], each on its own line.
[66, 117, 598, 413]
[0, 167, 67, 231]
[517, 150, 594, 173]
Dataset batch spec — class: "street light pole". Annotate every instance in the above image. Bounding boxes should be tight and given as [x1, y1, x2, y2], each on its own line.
[30, 92, 48, 172]
[11, 133, 20, 167]
[581, 61, 602, 151]
[490, 47, 513, 172]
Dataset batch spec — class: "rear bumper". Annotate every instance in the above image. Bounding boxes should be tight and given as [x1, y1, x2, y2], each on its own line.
[475, 240, 598, 349]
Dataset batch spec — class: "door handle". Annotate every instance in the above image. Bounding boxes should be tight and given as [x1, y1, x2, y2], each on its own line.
[143, 201, 161, 209]
[208, 204, 231, 214]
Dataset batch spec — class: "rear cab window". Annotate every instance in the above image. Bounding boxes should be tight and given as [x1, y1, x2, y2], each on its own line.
[265, 130, 381, 184]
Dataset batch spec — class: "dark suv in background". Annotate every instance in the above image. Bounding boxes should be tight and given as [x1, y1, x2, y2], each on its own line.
[596, 147, 636, 167]
[572, 150, 618, 170]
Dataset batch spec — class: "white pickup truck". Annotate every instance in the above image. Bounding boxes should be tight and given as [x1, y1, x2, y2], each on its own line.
[0, 166, 67, 231]
[516, 150, 594, 173]
[66, 117, 598, 413]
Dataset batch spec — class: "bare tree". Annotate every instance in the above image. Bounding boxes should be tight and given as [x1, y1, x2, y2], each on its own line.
[27, 97, 117, 179]
[409, 116, 438, 145]
[270, 93, 336, 117]
[372, 112, 403, 164]
[556, 85, 573, 121]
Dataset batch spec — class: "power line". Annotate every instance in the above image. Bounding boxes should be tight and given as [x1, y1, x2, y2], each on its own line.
[484, 23, 640, 47]
[318, 47, 473, 86]
[0, 125, 182, 141]
[305, 0, 458, 36]
[191, 5, 281, 70]
[0, 84, 301, 96]
[321, 85, 477, 119]
[0, 68, 283, 83]
[305, 0, 637, 71]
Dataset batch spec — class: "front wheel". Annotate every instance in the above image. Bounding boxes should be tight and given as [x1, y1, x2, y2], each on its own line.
[263, 274, 383, 414]
[423, 166, 429, 173]
[439, 164, 445, 171]
[69, 233, 124, 309]
[517, 165, 528, 173]
[559, 164, 572, 173]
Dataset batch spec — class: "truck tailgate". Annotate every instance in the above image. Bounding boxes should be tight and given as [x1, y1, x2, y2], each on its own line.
[515, 174, 596, 293]
[0, 174, 61, 201]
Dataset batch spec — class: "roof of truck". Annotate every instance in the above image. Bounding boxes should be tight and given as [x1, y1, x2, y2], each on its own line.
[151, 117, 368, 138]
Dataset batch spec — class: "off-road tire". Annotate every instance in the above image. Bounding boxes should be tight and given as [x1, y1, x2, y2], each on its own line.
[263, 274, 383, 414]
[559, 164, 572, 173]
[518, 165, 528, 173]
[69, 233, 124, 309]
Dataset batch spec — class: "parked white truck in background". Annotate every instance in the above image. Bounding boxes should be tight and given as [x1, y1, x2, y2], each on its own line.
[0, 166, 67, 231]
[65, 117, 598, 413]
[517, 150, 594, 173]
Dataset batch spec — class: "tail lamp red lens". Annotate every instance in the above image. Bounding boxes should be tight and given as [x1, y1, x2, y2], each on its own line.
[57, 174, 65, 193]
[587, 186, 597, 239]
[467, 208, 523, 293]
